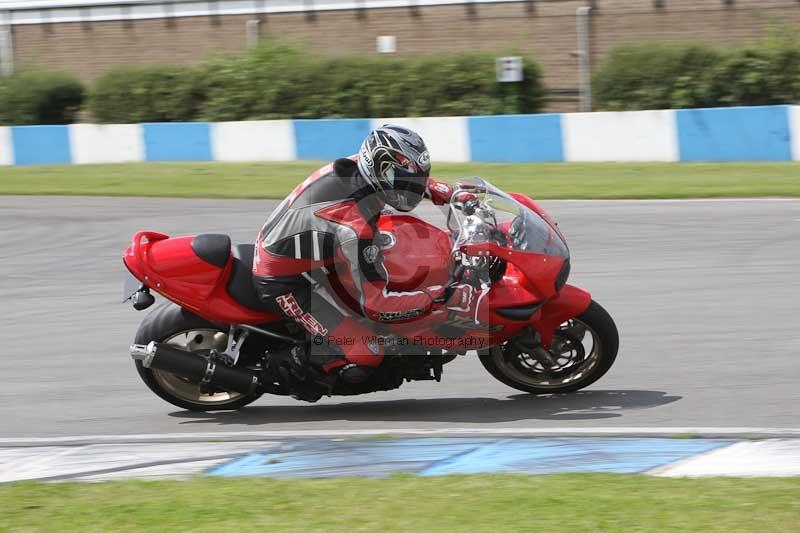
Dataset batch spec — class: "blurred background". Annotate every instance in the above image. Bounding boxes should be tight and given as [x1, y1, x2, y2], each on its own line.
[0, 0, 799, 125]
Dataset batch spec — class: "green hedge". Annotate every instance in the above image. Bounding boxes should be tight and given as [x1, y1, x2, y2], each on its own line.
[88, 43, 545, 123]
[0, 70, 85, 125]
[594, 36, 800, 110]
[6, 35, 800, 125]
[88, 66, 206, 123]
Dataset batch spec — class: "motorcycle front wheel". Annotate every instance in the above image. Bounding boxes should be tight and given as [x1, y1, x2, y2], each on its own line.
[133, 304, 263, 411]
[479, 299, 619, 394]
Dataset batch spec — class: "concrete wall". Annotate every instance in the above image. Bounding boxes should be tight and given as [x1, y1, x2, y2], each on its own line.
[2, 105, 799, 165]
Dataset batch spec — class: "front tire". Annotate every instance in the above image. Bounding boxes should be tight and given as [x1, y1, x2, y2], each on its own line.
[134, 304, 263, 411]
[479, 299, 619, 394]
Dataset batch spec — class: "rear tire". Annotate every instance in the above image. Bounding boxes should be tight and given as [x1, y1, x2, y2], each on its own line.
[479, 299, 619, 394]
[134, 304, 263, 411]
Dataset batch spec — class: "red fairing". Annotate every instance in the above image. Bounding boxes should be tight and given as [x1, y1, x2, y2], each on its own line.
[479, 263, 539, 321]
[460, 241, 565, 302]
[531, 284, 592, 346]
[377, 214, 451, 291]
[123, 231, 279, 325]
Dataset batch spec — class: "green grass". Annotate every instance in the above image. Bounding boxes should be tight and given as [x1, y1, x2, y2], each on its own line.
[1, 474, 799, 532]
[0, 161, 798, 199]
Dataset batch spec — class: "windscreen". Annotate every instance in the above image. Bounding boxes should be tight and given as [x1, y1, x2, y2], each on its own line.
[447, 177, 569, 259]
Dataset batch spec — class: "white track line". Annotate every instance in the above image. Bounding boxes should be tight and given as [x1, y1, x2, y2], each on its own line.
[2, 427, 800, 447]
[650, 439, 800, 477]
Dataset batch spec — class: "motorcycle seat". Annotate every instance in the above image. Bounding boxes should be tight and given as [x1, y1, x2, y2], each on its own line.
[227, 243, 274, 312]
[190, 233, 231, 268]
[190, 234, 272, 312]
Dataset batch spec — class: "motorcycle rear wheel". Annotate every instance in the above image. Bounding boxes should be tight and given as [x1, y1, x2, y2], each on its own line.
[479, 299, 619, 394]
[134, 304, 263, 411]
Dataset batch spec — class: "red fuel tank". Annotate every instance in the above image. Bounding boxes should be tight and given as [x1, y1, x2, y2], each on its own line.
[376, 214, 452, 292]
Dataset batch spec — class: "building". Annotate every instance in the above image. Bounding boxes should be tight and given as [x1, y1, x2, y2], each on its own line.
[1, 0, 799, 112]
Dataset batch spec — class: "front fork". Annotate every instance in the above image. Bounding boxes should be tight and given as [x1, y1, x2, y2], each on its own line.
[510, 326, 560, 368]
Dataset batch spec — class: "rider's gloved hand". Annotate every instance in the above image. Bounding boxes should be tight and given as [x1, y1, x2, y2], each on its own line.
[425, 284, 476, 312]
[426, 179, 454, 206]
[424, 285, 447, 303]
[444, 284, 476, 312]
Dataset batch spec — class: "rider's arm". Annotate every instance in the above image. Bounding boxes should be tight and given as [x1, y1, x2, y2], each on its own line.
[339, 236, 436, 323]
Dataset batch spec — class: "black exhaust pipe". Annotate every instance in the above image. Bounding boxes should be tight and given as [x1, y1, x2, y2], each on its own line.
[130, 342, 260, 394]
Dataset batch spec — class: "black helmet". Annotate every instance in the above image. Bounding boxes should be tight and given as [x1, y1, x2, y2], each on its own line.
[357, 125, 431, 212]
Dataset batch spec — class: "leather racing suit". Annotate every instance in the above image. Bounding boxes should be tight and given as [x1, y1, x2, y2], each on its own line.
[252, 156, 454, 382]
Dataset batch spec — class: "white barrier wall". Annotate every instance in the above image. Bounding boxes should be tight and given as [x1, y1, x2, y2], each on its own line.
[791, 106, 800, 162]
[0, 127, 11, 165]
[371, 117, 470, 162]
[69, 124, 144, 164]
[562, 110, 679, 162]
[5, 106, 797, 165]
[211, 120, 296, 162]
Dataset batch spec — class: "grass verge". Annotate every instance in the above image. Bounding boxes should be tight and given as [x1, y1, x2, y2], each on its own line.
[0, 162, 798, 199]
[2, 474, 799, 532]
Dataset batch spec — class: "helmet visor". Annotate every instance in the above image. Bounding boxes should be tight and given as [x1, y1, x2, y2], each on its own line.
[384, 170, 429, 212]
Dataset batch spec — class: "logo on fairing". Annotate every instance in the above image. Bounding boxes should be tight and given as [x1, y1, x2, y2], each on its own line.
[362, 244, 380, 264]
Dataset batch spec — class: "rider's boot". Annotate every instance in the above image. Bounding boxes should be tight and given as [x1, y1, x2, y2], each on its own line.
[313, 317, 385, 384]
[274, 344, 329, 402]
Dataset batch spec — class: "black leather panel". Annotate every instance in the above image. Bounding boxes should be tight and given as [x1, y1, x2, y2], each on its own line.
[290, 172, 365, 208]
[191, 234, 231, 268]
[227, 243, 275, 312]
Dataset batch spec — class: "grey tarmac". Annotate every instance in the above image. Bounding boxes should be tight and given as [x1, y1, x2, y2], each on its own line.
[2, 196, 799, 438]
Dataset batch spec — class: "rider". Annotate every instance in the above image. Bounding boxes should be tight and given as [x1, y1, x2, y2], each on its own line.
[252, 125, 473, 393]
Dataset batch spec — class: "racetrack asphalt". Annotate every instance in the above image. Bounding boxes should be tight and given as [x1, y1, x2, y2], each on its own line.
[2, 196, 799, 438]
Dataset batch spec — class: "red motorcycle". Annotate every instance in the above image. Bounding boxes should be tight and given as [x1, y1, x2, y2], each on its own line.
[124, 178, 618, 411]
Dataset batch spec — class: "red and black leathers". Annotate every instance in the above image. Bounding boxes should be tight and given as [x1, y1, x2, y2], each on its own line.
[252, 157, 452, 377]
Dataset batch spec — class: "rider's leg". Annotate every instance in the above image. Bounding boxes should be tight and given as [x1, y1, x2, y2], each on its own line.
[253, 275, 384, 383]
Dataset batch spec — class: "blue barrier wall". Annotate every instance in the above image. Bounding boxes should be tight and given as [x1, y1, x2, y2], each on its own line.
[294, 119, 372, 161]
[468, 114, 564, 162]
[11, 126, 72, 165]
[677, 106, 793, 162]
[2, 105, 799, 165]
[143, 122, 212, 162]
